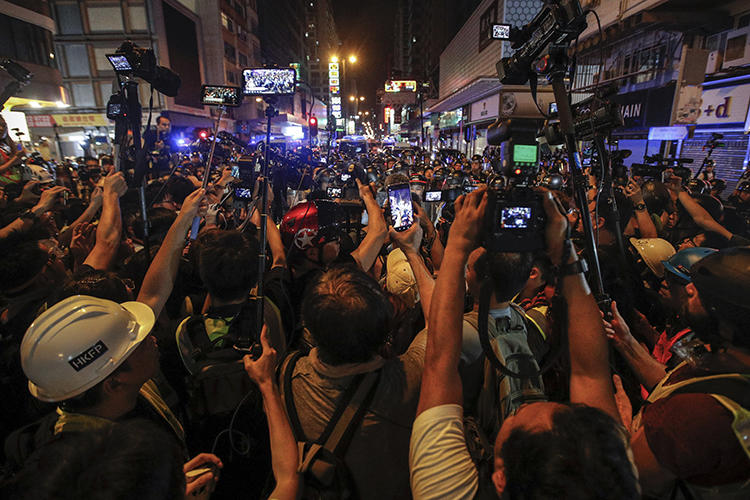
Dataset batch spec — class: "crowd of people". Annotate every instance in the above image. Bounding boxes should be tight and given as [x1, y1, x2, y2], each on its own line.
[0, 110, 749, 500]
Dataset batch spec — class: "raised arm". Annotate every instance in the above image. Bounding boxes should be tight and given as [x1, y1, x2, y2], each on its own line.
[83, 172, 128, 270]
[350, 179, 387, 272]
[137, 188, 206, 317]
[0, 186, 67, 239]
[389, 220, 434, 322]
[624, 179, 657, 238]
[58, 187, 103, 247]
[542, 192, 620, 421]
[417, 187, 487, 416]
[244, 329, 299, 500]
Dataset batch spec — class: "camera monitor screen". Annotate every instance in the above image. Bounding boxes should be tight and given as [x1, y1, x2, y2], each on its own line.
[513, 144, 538, 164]
[234, 187, 254, 199]
[327, 186, 343, 199]
[388, 183, 414, 232]
[491, 24, 511, 40]
[500, 206, 532, 229]
[242, 68, 296, 95]
[106, 54, 132, 72]
[201, 85, 242, 107]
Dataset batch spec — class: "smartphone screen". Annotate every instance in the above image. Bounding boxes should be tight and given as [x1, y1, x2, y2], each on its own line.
[231, 165, 240, 178]
[327, 186, 342, 198]
[387, 183, 413, 232]
[234, 187, 253, 199]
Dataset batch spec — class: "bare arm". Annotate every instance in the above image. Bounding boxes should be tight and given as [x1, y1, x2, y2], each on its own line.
[676, 190, 732, 239]
[137, 188, 206, 317]
[83, 173, 127, 270]
[58, 188, 103, 247]
[389, 221, 434, 323]
[417, 188, 487, 416]
[414, 202, 444, 270]
[542, 192, 620, 422]
[603, 301, 666, 391]
[0, 186, 68, 239]
[624, 179, 657, 238]
[244, 329, 299, 500]
[350, 180, 387, 272]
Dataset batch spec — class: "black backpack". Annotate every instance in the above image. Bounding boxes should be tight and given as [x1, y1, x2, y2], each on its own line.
[280, 351, 380, 500]
[176, 300, 261, 417]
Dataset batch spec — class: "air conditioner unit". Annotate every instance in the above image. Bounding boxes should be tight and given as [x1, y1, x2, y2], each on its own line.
[722, 26, 750, 69]
[706, 50, 722, 74]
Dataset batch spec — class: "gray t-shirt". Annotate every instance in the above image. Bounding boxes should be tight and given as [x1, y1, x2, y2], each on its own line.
[283, 330, 427, 500]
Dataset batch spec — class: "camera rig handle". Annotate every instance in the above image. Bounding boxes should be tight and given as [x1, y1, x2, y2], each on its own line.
[190, 106, 225, 240]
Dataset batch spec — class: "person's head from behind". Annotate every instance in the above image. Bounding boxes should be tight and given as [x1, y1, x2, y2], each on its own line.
[198, 229, 260, 305]
[8, 419, 185, 500]
[21, 295, 158, 415]
[492, 403, 639, 500]
[466, 248, 534, 304]
[0, 229, 68, 297]
[59, 268, 134, 303]
[302, 266, 393, 365]
[166, 176, 196, 207]
[688, 247, 750, 351]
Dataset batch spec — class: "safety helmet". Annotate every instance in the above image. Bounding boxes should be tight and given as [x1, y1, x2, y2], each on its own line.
[695, 194, 723, 221]
[20, 295, 155, 402]
[662, 247, 717, 283]
[280, 200, 339, 251]
[542, 173, 564, 190]
[692, 247, 750, 320]
[737, 180, 750, 192]
[709, 178, 726, 194]
[686, 178, 709, 195]
[629, 237, 676, 278]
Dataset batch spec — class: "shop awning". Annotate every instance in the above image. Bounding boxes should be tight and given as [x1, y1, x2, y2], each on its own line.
[428, 77, 502, 114]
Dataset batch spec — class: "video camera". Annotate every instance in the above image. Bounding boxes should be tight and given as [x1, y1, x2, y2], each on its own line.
[544, 87, 624, 143]
[106, 41, 181, 97]
[496, 0, 586, 85]
[631, 155, 693, 180]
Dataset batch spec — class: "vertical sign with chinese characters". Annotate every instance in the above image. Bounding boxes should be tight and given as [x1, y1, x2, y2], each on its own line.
[329, 62, 342, 131]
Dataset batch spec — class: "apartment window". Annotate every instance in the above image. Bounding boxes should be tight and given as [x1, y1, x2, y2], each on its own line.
[93, 47, 119, 72]
[227, 70, 236, 84]
[221, 12, 234, 32]
[224, 42, 236, 62]
[478, 1, 498, 52]
[56, 3, 83, 34]
[99, 81, 115, 106]
[128, 5, 148, 32]
[64, 44, 90, 76]
[71, 82, 96, 107]
[0, 15, 56, 68]
[87, 6, 124, 32]
[239, 53, 248, 66]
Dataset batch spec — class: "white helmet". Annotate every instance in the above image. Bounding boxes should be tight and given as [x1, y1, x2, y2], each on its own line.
[629, 237, 676, 278]
[385, 248, 419, 307]
[20, 295, 155, 402]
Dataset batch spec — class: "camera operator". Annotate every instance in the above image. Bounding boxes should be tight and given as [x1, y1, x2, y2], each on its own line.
[696, 159, 717, 182]
[409, 187, 639, 500]
[143, 116, 174, 175]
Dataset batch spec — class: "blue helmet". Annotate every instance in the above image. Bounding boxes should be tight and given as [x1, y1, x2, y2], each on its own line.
[662, 247, 718, 283]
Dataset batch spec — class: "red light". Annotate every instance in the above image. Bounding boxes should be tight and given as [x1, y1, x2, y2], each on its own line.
[199, 130, 208, 139]
[309, 117, 317, 125]
[514, 168, 522, 175]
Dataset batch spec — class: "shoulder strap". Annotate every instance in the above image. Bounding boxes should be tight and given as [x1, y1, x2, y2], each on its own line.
[280, 351, 306, 441]
[659, 374, 750, 409]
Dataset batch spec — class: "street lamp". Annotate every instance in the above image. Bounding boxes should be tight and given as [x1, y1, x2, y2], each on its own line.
[348, 55, 357, 64]
[330, 55, 339, 63]
[359, 96, 365, 102]
[349, 95, 356, 102]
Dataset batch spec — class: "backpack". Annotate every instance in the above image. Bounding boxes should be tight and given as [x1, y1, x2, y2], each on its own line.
[280, 351, 381, 500]
[464, 303, 547, 439]
[175, 300, 261, 417]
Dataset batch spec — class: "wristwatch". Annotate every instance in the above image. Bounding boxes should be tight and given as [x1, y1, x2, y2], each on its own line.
[558, 258, 588, 277]
[19, 208, 40, 222]
[634, 202, 647, 212]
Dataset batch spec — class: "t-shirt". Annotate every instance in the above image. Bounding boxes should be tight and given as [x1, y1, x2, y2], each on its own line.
[409, 404, 479, 500]
[284, 330, 427, 500]
[641, 364, 750, 487]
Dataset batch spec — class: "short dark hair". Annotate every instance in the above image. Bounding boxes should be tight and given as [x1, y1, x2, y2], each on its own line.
[157, 115, 170, 125]
[499, 405, 639, 500]
[302, 266, 393, 365]
[166, 176, 196, 205]
[58, 269, 132, 303]
[199, 230, 260, 302]
[0, 231, 49, 292]
[474, 251, 534, 303]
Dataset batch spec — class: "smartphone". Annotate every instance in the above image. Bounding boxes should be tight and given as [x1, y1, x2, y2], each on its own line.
[387, 183, 413, 232]
[327, 186, 343, 199]
[231, 165, 240, 178]
[234, 187, 253, 199]
[425, 190, 442, 202]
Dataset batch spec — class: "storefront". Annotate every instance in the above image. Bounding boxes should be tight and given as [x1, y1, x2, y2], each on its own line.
[466, 93, 500, 155]
[611, 82, 677, 166]
[677, 77, 750, 192]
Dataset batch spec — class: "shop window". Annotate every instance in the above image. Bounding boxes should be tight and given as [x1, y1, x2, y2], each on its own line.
[87, 6, 124, 32]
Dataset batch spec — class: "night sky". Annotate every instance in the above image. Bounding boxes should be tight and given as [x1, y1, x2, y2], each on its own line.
[331, 0, 397, 112]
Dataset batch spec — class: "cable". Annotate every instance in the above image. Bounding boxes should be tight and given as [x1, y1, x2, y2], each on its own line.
[584, 9, 605, 95]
